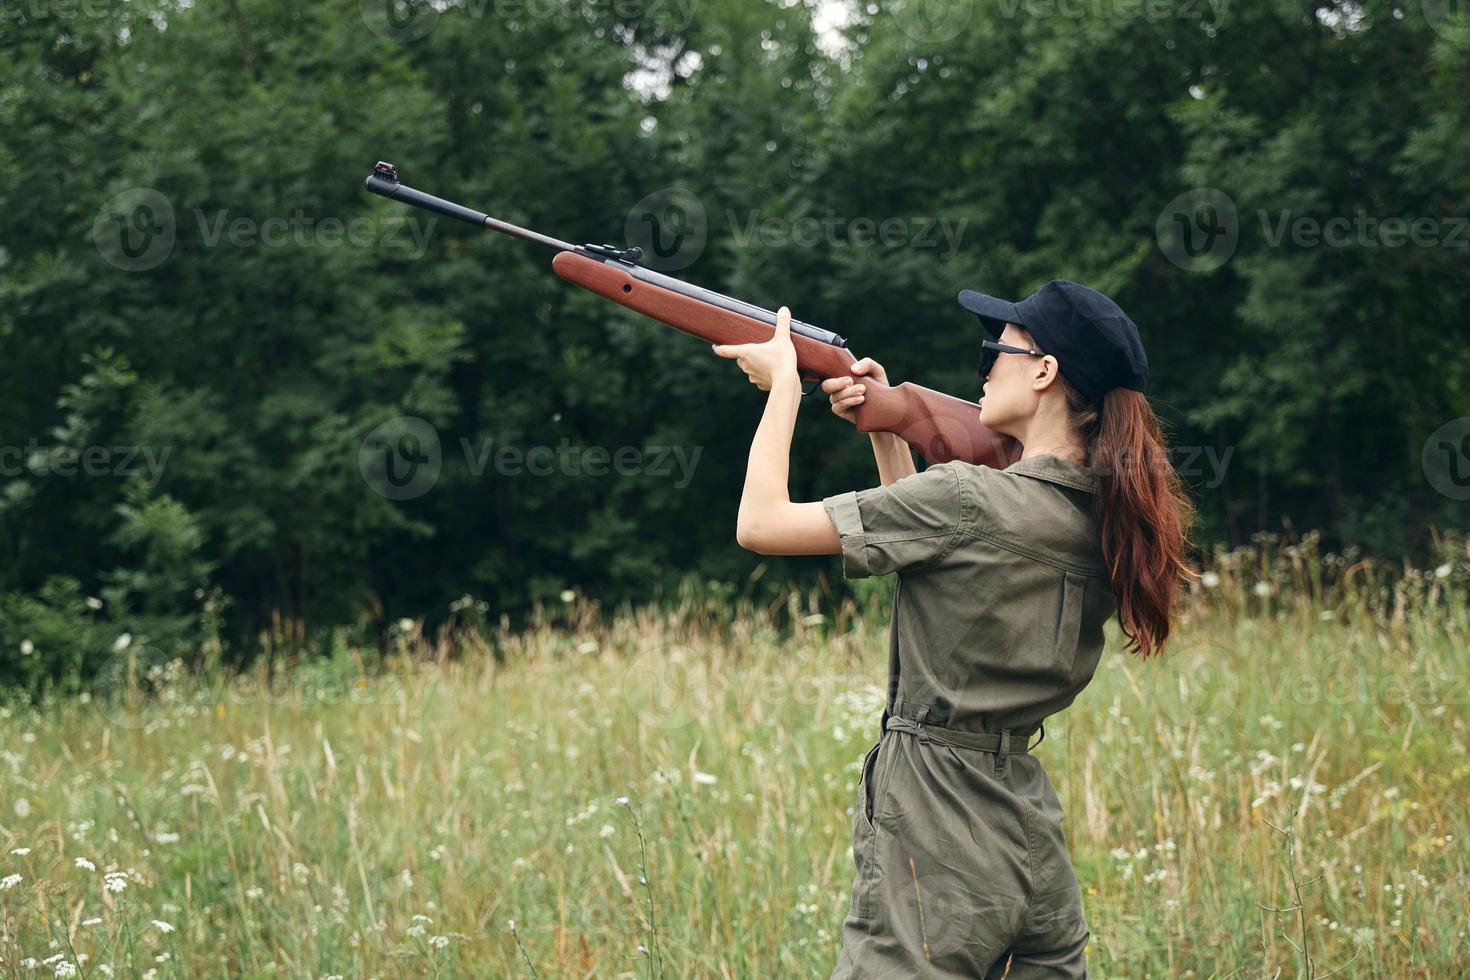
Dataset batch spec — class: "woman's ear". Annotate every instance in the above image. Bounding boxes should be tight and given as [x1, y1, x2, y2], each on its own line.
[1033, 355, 1063, 391]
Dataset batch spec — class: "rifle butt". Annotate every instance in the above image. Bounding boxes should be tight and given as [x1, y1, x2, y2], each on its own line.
[854, 381, 1020, 468]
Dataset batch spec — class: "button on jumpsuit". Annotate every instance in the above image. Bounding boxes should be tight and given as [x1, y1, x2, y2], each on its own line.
[820, 454, 1116, 978]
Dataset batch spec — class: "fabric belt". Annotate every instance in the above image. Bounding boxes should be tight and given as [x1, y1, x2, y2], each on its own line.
[883, 706, 1045, 775]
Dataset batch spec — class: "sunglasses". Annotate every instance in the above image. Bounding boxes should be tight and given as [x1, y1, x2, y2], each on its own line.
[979, 339, 1045, 381]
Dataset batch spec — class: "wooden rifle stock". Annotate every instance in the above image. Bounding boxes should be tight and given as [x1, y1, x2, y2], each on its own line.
[552, 251, 1021, 468]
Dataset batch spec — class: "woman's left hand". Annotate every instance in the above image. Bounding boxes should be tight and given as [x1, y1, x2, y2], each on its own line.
[712, 306, 799, 392]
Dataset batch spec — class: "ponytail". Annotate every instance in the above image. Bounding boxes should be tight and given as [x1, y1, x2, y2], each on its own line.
[1062, 382, 1199, 659]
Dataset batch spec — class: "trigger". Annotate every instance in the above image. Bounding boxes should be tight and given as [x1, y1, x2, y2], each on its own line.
[799, 375, 822, 397]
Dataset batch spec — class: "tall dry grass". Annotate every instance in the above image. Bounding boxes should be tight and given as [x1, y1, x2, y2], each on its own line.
[0, 530, 1466, 977]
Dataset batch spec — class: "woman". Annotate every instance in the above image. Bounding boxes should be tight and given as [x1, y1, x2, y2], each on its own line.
[712, 279, 1197, 978]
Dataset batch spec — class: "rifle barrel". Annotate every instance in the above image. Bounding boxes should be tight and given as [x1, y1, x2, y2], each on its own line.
[364, 163, 575, 252]
[362, 161, 846, 348]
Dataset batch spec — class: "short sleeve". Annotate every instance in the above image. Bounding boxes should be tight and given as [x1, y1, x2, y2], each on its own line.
[821, 462, 969, 579]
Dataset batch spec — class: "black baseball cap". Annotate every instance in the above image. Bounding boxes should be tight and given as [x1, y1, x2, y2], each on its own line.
[958, 279, 1149, 404]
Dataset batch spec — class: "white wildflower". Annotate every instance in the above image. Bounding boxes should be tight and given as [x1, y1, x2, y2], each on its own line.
[692, 771, 718, 785]
[1435, 563, 1452, 579]
[1, 873, 22, 889]
[14, 798, 31, 818]
[75, 857, 96, 871]
[560, 589, 575, 602]
[10, 847, 30, 856]
[86, 596, 104, 610]
[103, 871, 129, 893]
[113, 633, 132, 652]
[20, 639, 34, 656]
[599, 823, 615, 838]
[1253, 581, 1271, 597]
[151, 920, 174, 934]
[428, 935, 449, 950]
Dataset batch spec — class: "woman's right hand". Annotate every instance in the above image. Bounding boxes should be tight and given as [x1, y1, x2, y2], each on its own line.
[821, 358, 889, 425]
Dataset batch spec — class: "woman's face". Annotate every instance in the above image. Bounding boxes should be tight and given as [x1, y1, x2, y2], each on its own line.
[978, 323, 1043, 434]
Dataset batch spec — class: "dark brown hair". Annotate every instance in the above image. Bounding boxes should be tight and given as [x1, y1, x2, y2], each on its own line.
[1019, 327, 1199, 658]
[1067, 383, 1197, 658]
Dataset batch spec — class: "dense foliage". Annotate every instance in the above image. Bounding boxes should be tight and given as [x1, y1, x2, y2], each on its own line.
[2, 0, 1466, 686]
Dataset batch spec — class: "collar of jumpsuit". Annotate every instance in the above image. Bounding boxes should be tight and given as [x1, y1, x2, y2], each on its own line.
[1002, 453, 1098, 494]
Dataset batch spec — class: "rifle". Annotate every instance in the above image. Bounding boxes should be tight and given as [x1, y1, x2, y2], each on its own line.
[363, 161, 1020, 468]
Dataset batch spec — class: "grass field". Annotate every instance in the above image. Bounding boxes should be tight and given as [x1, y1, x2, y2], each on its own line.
[1, 532, 1467, 977]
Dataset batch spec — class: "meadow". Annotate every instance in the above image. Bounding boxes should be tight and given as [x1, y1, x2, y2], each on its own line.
[1, 531, 1466, 978]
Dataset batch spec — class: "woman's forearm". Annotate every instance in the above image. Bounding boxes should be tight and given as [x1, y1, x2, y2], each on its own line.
[869, 431, 918, 486]
[737, 377, 804, 532]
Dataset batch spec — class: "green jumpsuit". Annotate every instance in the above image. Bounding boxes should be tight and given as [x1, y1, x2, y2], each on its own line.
[820, 453, 1115, 978]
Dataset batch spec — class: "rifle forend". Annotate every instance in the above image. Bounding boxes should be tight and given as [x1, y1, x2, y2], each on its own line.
[364, 161, 1021, 468]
